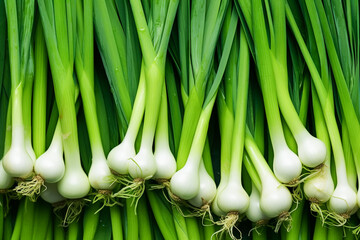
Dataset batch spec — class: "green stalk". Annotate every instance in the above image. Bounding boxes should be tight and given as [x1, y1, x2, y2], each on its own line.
[83, 203, 100, 240]
[31, 202, 51, 240]
[110, 205, 123, 240]
[3, 211, 13, 240]
[243, 154, 261, 193]
[344, 225, 355, 240]
[126, 198, 138, 240]
[252, 87, 265, 154]
[146, 189, 177, 240]
[138, 196, 152, 240]
[53, 218, 65, 240]
[270, 0, 314, 147]
[172, 205, 189, 240]
[203, 223, 215, 240]
[252, 226, 266, 240]
[236, 0, 251, 33]
[202, 139, 214, 179]
[182, 94, 217, 174]
[299, 210, 310, 240]
[154, 84, 170, 154]
[32, 21, 47, 158]
[0, 89, 9, 158]
[165, 61, 182, 154]
[45, 102, 59, 149]
[285, 197, 305, 240]
[328, 0, 352, 85]
[94, 0, 132, 127]
[244, 128, 278, 186]
[176, 0, 231, 169]
[22, 49, 35, 162]
[185, 218, 200, 240]
[130, 0, 179, 149]
[176, 88, 203, 169]
[1, 86, 11, 162]
[76, 0, 105, 156]
[45, 218, 53, 240]
[0, 0, 5, 97]
[217, 94, 233, 187]
[312, 217, 327, 240]
[20, 199, 35, 240]
[67, 221, 81, 240]
[327, 225, 343, 240]
[228, 28, 249, 189]
[342, 121, 356, 190]
[10, 199, 24, 240]
[252, 0, 287, 150]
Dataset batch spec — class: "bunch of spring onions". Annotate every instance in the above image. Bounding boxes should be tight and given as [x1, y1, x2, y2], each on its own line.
[0, 0, 359, 239]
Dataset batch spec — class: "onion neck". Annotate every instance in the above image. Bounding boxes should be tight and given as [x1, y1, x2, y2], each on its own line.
[154, 83, 170, 150]
[124, 65, 146, 144]
[48, 121, 63, 152]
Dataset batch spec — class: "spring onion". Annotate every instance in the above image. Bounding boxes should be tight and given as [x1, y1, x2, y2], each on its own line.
[2, 0, 35, 179]
[75, 0, 115, 196]
[270, 0, 326, 169]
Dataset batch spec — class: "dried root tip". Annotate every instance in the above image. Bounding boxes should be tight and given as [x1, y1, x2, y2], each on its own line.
[53, 199, 88, 227]
[52, 200, 67, 209]
[314, 163, 325, 170]
[286, 178, 300, 187]
[248, 220, 268, 237]
[213, 212, 241, 240]
[275, 211, 292, 233]
[256, 219, 269, 226]
[0, 189, 8, 194]
[112, 178, 145, 212]
[149, 178, 170, 190]
[14, 175, 46, 201]
[308, 197, 320, 204]
[92, 190, 122, 214]
[168, 190, 182, 203]
[98, 189, 112, 195]
[110, 169, 121, 177]
[14, 177, 26, 183]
